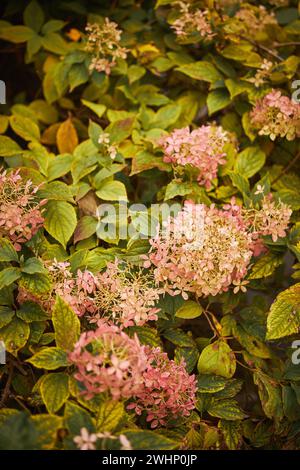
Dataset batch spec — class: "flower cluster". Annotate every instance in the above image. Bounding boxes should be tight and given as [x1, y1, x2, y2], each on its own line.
[128, 347, 197, 428]
[247, 59, 273, 88]
[98, 133, 117, 160]
[85, 18, 127, 74]
[234, 4, 277, 36]
[160, 125, 234, 189]
[18, 259, 160, 328]
[171, 2, 214, 41]
[143, 201, 253, 298]
[74, 428, 132, 451]
[243, 194, 292, 243]
[69, 322, 149, 400]
[144, 197, 291, 298]
[91, 260, 161, 328]
[250, 89, 300, 140]
[0, 169, 46, 250]
[69, 323, 197, 427]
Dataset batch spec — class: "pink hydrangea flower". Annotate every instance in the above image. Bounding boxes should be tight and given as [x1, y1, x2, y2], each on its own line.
[143, 200, 253, 298]
[250, 89, 300, 140]
[160, 125, 235, 189]
[69, 321, 149, 400]
[171, 2, 214, 41]
[0, 169, 46, 250]
[127, 347, 197, 428]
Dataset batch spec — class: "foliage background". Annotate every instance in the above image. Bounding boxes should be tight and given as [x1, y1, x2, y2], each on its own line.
[0, 0, 300, 450]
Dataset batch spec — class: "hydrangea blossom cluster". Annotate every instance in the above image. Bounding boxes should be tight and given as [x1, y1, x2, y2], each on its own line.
[127, 347, 197, 428]
[91, 259, 161, 328]
[85, 18, 127, 74]
[0, 169, 46, 250]
[74, 428, 132, 451]
[98, 133, 117, 160]
[160, 125, 234, 189]
[171, 2, 214, 41]
[69, 321, 149, 400]
[247, 59, 273, 88]
[234, 4, 277, 36]
[144, 198, 291, 298]
[69, 322, 197, 427]
[250, 89, 300, 140]
[18, 259, 160, 328]
[243, 194, 292, 243]
[143, 201, 253, 298]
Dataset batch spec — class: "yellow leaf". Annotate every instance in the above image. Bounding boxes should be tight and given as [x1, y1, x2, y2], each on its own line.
[56, 118, 78, 154]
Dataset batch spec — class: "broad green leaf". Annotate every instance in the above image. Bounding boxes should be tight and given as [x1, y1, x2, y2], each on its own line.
[248, 253, 283, 280]
[266, 283, 300, 340]
[197, 375, 228, 393]
[40, 373, 69, 414]
[9, 115, 40, 142]
[163, 329, 196, 348]
[52, 295, 80, 351]
[44, 200, 77, 248]
[0, 306, 15, 328]
[175, 300, 203, 319]
[0, 26, 35, 43]
[0, 317, 30, 355]
[207, 89, 230, 115]
[176, 61, 222, 83]
[207, 399, 246, 420]
[234, 147, 266, 179]
[96, 180, 128, 201]
[74, 216, 98, 243]
[81, 99, 106, 118]
[0, 136, 22, 157]
[198, 340, 236, 379]
[24, 0, 44, 32]
[64, 401, 95, 437]
[32, 415, 62, 449]
[123, 430, 177, 450]
[0, 267, 21, 290]
[96, 400, 124, 432]
[0, 238, 18, 262]
[17, 302, 49, 322]
[106, 117, 135, 144]
[253, 372, 284, 420]
[27, 347, 69, 369]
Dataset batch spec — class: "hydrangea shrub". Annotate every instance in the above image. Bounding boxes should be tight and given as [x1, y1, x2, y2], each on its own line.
[0, 0, 300, 451]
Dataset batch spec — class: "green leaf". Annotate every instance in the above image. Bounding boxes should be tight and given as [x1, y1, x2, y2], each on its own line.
[64, 401, 95, 437]
[32, 415, 62, 449]
[198, 340, 236, 379]
[0, 238, 18, 262]
[0, 26, 35, 43]
[197, 375, 228, 393]
[248, 252, 282, 280]
[27, 347, 69, 369]
[24, 0, 45, 32]
[106, 117, 135, 144]
[0, 267, 21, 290]
[0, 136, 22, 157]
[96, 400, 124, 432]
[17, 302, 49, 322]
[175, 300, 203, 319]
[74, 216, 98, 244]
[253, 372, 283, 420]
[52, 296, 80, 351]
[81, 99, 106, 118]
[207, 399, 246, 420]
[42, 32, 69, 55]
[207, 89, 230, 115]
[176, 61, 222, 83]
[19, 273, 51, 296]
[123, 430, 177, 450]
[266, 283, 300, 340]
[96, 180, 128, 201]
[0, 317, 30, 355]
[21, 257, 48, 275]
[164, 180, 193, 201]
[0, 306, 15, 328]
[218, 420, 241, 450]
[151, 104, 182, 130]
[40, 373, 69, 414]
[163, 328, 196, 348]
[44, 200, 77, 248]
[9, 115, 40, 142]
[234, 147, 266, 179]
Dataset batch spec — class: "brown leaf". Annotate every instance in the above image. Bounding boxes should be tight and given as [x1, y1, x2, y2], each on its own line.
[56, 118, 78, 154]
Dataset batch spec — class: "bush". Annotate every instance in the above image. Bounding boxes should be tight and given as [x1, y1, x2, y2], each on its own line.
[0, 0, 300, 451]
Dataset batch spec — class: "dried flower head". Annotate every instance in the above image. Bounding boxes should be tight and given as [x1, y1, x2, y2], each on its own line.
[250, 89, 300, 140]
[128, 347, 197, 428]
[69, 322, 149, 400]
[143, 201, 253, 298]
[85, 18, 127, 74]
[171, 2, 214, 41]
[160, 125, 235, 189]
[0, 169, 46, 250]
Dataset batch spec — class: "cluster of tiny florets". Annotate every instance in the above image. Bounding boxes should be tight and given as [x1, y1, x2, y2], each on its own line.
[85, 18, 127, 74]
[127, 347, 197, 428]
[69, 322, 197, 426]
[234, 4, 277, 36]
[247, 59, 273, 88]
[143, 201, 253, 298]
[160, 125, 235, 189]
[0, 169, 46, 250]
[171, 2, 214, 41]
[250, 89, 300, 140]
[144, 198, 291, 298]
[74, 428, 132, 451]
[98, 133, 117, 160]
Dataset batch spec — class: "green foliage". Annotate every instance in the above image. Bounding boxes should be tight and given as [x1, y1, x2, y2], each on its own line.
[0, 0, 299, 452]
